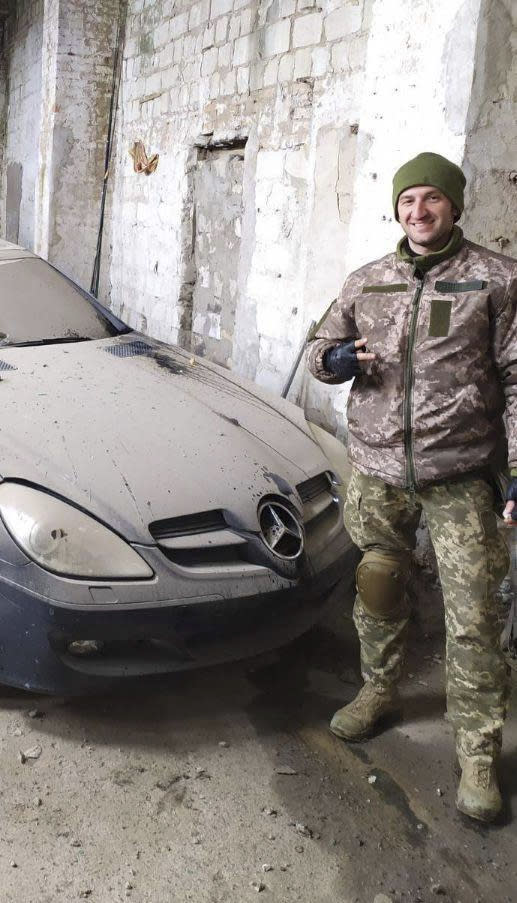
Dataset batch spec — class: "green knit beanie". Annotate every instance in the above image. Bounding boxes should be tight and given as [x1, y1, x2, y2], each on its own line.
[392, 152, 466, 221]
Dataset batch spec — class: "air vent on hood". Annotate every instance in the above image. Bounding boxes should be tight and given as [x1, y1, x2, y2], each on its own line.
[149, 509, 227, 541]
[0, 360, 16, 371]
[297, 472, 332, 503]
[104, 341, 152, 358]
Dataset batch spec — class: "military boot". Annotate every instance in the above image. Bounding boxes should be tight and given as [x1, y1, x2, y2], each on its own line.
[456, 751, 502, 823]
[330, 681, 401, 741]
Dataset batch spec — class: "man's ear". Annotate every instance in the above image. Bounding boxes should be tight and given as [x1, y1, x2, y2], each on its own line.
[452, 205, 461, 223]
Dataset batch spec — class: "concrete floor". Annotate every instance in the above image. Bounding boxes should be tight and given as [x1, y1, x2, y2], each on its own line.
[0, 580, 516, 903]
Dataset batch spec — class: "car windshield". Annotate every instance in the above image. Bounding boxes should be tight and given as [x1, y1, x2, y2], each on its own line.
[0, 257, 129, 346]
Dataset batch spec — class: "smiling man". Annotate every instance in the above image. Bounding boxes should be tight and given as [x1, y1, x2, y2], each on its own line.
[308, 152, 517, 823]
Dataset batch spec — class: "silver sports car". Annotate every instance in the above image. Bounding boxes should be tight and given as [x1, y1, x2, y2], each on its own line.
[0, 239, 357, 693]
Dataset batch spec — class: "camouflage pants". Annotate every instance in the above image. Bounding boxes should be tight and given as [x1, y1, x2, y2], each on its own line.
[344, 468, 510, 754]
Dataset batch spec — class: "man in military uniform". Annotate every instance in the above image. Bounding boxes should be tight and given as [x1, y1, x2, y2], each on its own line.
[307, 152, 517, 823]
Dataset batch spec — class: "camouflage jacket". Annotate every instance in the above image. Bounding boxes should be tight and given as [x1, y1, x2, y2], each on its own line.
[307, 239, 517, 489]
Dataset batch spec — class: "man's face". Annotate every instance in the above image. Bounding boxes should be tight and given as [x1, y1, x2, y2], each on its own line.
[397, 186, 456, 254]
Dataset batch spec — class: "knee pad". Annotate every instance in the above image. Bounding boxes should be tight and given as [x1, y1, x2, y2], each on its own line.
[356, 549, 410, 619]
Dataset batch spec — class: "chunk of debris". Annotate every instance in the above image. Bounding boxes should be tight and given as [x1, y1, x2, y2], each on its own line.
[155, 775, 181, 791]
[261, 864, 273, 872]
[262, 806, 277, 817]
[431, 885, 447, 896]
[19, 745, 42, 763]
[28, 709, 44, 719]
[79, 891, 92, 899]
[13, 728, 23, 737]
[294, 844, 304, 854]
[218, 741, 229, 748]
[367, 774, 377, 785]
[10, 860, 17, 868]
[70, 839, 82, 848]
[436, 788, 443, 797]
[280, 864, 290, 871]
[275, 765, 297, 775]
[250, 881, 265, 892]
[294, 823, 312, 837]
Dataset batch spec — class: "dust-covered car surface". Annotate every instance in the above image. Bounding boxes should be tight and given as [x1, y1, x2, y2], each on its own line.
[0, 240, 357, 693]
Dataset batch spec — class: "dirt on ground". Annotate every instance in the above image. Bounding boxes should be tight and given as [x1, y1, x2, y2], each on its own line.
[0, 571, 516, 903]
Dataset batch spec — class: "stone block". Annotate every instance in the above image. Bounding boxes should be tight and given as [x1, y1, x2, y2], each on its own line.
[331, 40, 349, 72]
[292, 12, 323, 47]
[249, 60, 264, 91]
[311, 45, 329, 77]
[215, 15, 228, 42]
[145, 70, 162, 95]
[297, 0, 315, 9]
[201, 46, 219, 76]
[202, 24, 215, 48]
[161, 64, 180, 90]
[240, 8, 254, 35]
[236, 65, 250, 93]
[221, 68, 237, 95]
[159, 42, 174, 69]
[263, 19, 291, 57]
[278, 52, 294, 82]
[170, 12, 188, 38]
[173, 38, 184, 63]
[324, 5, 362, 41]
[233, 33, 255, 65]
[189, 0, 210, 30]
[294, 47, 312, 78]
[263, 57, 279, 87]
[228, 13, 240, 40]
[218, 42, 232, 68]
[279, 0, 296, 16]
[211, 0, 234, 18]
[209, 71, 221, 98]
[155, 20, 170, 48]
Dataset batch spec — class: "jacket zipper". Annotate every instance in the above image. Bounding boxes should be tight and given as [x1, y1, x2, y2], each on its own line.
[404, 273, 425, 490]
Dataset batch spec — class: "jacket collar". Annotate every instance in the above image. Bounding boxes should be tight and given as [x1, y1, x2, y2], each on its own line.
[396, 225, 464, 276]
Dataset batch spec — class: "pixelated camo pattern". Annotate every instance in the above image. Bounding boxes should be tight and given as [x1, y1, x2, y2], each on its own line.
[308, 239, 517, 488]
[344, 468, 510, 755]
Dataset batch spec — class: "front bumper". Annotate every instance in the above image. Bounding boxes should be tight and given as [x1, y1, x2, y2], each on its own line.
[0, 550, 357, 694]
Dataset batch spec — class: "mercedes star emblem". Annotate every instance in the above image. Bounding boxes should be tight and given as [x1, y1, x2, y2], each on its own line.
[258, 501, 304, 560]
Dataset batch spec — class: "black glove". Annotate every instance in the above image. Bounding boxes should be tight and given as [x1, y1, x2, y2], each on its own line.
[323, 341, 362, 381]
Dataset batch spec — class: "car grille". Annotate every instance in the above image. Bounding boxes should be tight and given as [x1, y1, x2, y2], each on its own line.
[149, 509, 250, 570]
[296, 472, 340, 547]
[148, 472, 341, 572]
[0, 359, 17, 371]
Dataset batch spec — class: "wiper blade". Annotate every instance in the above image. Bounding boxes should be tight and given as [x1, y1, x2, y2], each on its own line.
[6, 336, 91, 348]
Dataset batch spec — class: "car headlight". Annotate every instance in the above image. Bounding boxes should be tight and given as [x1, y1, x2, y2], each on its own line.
[307, 421, 350, 486]
[0, 483, 153, 579]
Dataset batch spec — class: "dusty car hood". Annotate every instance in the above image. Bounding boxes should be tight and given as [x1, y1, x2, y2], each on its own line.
[0, 335, 327, 541]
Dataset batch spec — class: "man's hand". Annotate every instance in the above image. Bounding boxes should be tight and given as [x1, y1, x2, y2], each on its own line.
[323, 338, 376, 381]
[503, 477, 517, 521]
